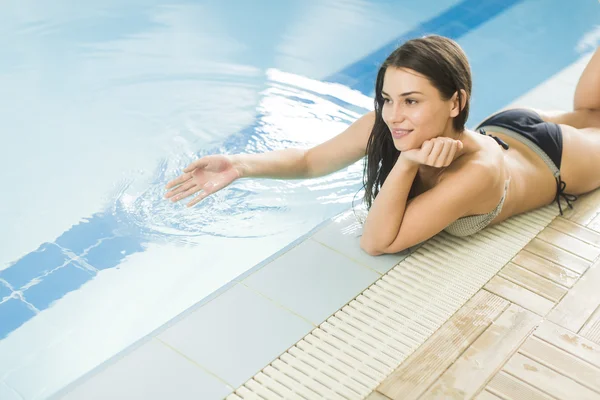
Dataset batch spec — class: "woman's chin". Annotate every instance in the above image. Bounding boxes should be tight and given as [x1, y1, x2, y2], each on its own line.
[393, 142, 413, 152]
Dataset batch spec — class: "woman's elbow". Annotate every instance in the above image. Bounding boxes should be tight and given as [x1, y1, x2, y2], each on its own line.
[359, 237, 385, 256]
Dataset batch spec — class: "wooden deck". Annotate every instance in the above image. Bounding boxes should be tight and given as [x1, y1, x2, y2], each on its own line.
[369, 188, 600, 400]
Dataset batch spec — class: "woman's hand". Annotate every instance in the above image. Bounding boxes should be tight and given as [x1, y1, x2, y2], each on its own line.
[165, 155, 241, 207]
[399, 137, 463, 168]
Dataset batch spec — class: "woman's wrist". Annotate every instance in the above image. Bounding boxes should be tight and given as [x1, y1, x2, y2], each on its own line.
[228, 154, 246, 178]
[394, 154, 420, 172]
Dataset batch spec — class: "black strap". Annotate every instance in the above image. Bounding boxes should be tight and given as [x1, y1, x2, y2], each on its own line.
[479, 128, 510, 150]
[555, 177, 578, 215]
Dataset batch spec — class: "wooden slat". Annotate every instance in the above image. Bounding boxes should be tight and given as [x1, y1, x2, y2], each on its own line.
[550, 217, 600, 247]
[498, 262, 567, 302]
[580, 306, 600, 345]
[486, 371, 554, 400]
[503, 353, 600, 400]
[519, 336, 600, 393]
[562, 187, 600, 226]
[547, 260, 600, 332]
[484, 276, 555, 316]
[533, 321, 600, 369]
[419, 304, 540, 399]
[474, 390, 504, 400]
[537, 227, 600, 262]
[524, 238, 591, 274]
[590, 213, 600, 233]
[376, 291, 509, 400]
[512, 250, 580, 288]
[365, 391, 392, 400]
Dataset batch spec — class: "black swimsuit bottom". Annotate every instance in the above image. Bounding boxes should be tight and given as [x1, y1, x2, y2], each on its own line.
[476, 108, 577, 215]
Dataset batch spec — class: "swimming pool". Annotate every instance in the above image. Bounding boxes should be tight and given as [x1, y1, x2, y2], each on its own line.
[1, 0, 599, 398]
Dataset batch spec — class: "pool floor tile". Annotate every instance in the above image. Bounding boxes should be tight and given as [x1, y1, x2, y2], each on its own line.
[0, 298, 36, 340]
[0, 281, 11, 301]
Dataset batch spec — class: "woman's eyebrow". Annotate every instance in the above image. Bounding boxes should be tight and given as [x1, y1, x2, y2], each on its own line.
[381, 90, 423, 97]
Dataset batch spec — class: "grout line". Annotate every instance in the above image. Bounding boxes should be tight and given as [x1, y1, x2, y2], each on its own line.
[0, 278, 14, 292]
[154, 337, 236, 390]
[310, 239, 385, 275]
[13, 292, 40, 314]
[309, 238, 387, 276]
[239, 283, 318, 328]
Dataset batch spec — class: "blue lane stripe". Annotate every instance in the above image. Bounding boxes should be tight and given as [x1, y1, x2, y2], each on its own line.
[327, 0, 524, 95]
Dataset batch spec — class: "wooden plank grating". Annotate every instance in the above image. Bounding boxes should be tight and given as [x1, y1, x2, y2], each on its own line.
[418, 304, 540, 399]
[547, 259, 600, 332]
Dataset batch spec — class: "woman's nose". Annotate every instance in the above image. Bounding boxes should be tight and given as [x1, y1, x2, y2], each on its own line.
[388, 105, 404, 122]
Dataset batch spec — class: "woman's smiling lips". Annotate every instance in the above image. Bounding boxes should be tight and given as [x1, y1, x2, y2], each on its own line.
[391, 128, 413, 139]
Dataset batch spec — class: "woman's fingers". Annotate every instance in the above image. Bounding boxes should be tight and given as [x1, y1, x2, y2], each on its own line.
[187, 192, 210, 207]
[446, 140, 462, 166]
[427, 140, 446, 166]
[170, 185, 201, 202]
[183, 158, 209, 173]
[165, 172, 192, 190]
[423, 138, 462, 167]
[166, 181, 195, 200]
[436, 141, 455, 168]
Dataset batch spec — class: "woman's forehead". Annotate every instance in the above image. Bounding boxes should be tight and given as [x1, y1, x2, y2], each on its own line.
[383, 67, 432, 93]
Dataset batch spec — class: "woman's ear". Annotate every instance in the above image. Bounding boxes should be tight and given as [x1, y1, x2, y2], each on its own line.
[450, 89, 468, 118]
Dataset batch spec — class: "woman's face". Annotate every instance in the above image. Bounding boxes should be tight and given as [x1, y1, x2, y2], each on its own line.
[381, 67, 458, 151]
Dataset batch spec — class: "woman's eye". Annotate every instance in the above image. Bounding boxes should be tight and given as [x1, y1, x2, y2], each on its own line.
[406, 99, 417, 105]
[383, 98, 391, 103]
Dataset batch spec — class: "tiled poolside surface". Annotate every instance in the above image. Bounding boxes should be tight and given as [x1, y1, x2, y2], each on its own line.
[54, 186, 600, 400]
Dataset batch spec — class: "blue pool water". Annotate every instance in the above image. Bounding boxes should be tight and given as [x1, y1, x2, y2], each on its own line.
[1, 0, 599, 398]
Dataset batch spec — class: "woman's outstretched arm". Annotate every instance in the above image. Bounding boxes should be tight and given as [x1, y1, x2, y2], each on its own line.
[233, 111, 375, 179]
[166, 111, 374, 205]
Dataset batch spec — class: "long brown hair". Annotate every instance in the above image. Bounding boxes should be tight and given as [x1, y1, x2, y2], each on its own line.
[362, 35, 472, 209]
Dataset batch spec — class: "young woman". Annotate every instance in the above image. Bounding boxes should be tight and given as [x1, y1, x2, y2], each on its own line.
[165, 36, 600, 256]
